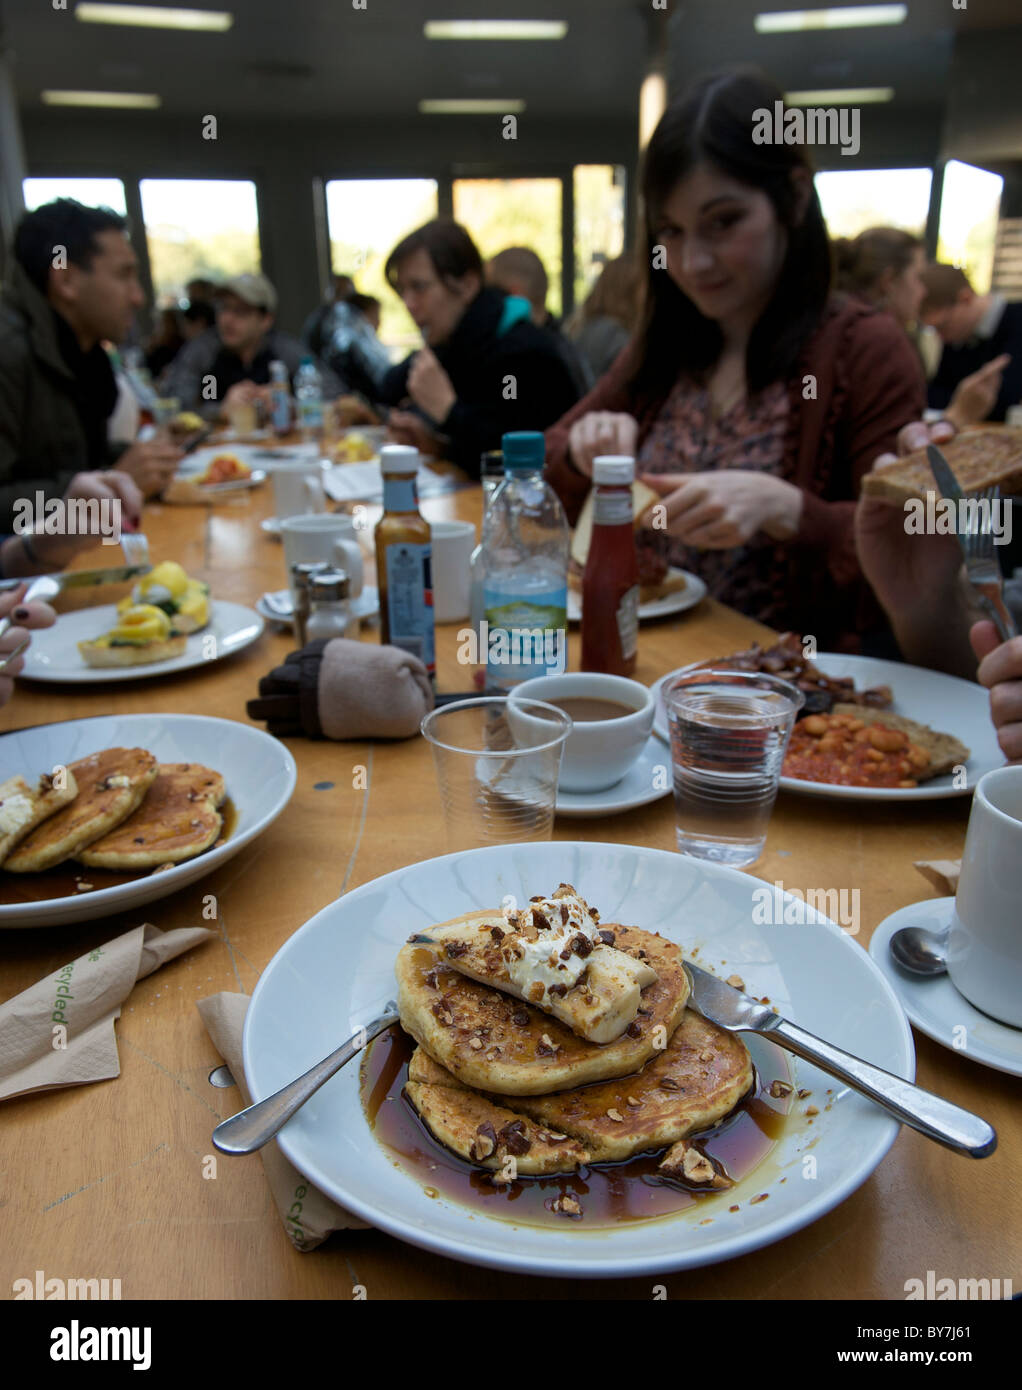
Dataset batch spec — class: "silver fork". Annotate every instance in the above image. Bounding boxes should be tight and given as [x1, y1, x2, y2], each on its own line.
[120, 531, 150, 569]
[961, 486, 1018, 642]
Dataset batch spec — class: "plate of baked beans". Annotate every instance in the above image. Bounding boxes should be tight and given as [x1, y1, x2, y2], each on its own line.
[651, 651, 1003, 801]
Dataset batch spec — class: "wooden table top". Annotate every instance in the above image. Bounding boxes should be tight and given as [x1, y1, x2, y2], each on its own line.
[2, 464, 1018, 1302]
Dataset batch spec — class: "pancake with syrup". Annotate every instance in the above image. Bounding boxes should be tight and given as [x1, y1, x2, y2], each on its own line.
[4, 749, 158, 873]
[396, 921, 690, 1096]
[76, 763, 226, 869]
[405, 1007, 753, 1169]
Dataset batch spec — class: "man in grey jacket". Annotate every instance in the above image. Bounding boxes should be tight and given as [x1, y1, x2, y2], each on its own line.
[0, 199, 181, 523]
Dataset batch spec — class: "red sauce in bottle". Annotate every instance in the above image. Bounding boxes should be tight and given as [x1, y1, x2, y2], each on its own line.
[581, 456, 640, 676]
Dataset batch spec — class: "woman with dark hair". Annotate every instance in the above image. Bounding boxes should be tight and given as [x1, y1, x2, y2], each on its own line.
[378, 219, 580, 474]
[544, 68, 926, 650]
[833, 227, 926, 326]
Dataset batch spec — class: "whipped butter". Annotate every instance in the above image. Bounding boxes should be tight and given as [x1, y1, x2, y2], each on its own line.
[501, 893, 602, 1002]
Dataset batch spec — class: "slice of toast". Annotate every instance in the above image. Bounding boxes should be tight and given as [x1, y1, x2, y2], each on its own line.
[860, 427, 1022, 504]
[0, 771, 79, 865]
[570, 479, 661, 568]
[830, 704, 969, 779]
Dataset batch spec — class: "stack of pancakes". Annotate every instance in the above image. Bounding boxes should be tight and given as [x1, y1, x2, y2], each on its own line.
[395, 904, 754, 1184]
[0, 748, 226, 876]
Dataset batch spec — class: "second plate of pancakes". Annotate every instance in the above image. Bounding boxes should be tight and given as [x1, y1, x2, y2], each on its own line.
[244, 840, 913, 1278]
[0, 714, 296, 927]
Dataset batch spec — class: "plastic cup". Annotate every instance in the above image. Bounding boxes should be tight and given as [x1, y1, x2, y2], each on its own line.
[421, 697, 571, 850]
[666, 669, 804, 867]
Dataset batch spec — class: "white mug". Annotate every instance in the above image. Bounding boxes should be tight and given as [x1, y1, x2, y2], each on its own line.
[280, 513, 364, 602]
[508, 673, 655, 793]
[948, 765, 1022, 1026]
[430, 519, 475, 624]
[270, 458, 326, 519]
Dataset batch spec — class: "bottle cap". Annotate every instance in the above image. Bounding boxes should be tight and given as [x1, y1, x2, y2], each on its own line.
[291, 561, 329, 590]
[593, 455, 635, 486]
[309, 568, 350, 601]
[501, 432, 545, 471]
[379, 444, 420, 475]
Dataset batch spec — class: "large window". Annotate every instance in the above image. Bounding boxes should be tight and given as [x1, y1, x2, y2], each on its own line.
[139, 179, 260, 306]
[453, 177, 563, 316]
[23, 177, 127, 214]
[573, 165, 626, 310]
[937, 161, 1003, 293]
[325, 179, 438, 350]
[814, 168, 933, 239]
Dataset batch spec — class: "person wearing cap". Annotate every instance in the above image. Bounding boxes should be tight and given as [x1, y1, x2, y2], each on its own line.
[0, 197, 183, 511]
[165, 272, 345, 420]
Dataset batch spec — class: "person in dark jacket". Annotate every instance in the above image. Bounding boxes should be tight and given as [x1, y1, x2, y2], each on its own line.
[378, 221, 581, 476]
[920, 263, 1020, 423]
[0, 198, 182, 517]
[486, 245, 594, 395]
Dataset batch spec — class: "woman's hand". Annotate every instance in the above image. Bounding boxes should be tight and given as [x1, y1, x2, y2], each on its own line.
[385, 409, 444, 457]
[637, 470, 803, 548]
[0, 586, 57, 706]
[971, 622, 1022, 764]
[406, 347, 457, 424]
[567, 412, 638, 478]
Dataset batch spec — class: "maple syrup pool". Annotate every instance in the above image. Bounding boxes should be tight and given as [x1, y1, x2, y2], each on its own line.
[361, 1025, 793, 1230]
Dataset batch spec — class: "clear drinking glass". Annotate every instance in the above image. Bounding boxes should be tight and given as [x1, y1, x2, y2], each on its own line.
[666, 669, 804, 868]
[421, 697, 571, 850]
[479, 450, 505, 511]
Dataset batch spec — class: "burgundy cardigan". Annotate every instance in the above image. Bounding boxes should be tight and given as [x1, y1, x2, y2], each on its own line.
[544, 295, 926, 650]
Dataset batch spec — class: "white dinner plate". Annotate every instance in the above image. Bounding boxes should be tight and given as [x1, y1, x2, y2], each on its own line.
[567, 568, 707, 625]
[651, 653, 1002, 802]
[869, 899, 1022, 1077]
[18, 600, 265, 684]
[555, 734, 671, 818]
[0, 713, 296, 928]
[255, 587, 379, 629]
[243, 841, 912, 1278]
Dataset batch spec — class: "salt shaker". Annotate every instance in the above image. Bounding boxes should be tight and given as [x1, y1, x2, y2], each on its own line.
[291, 561, 329, 646]
[306, 568, 358, 642]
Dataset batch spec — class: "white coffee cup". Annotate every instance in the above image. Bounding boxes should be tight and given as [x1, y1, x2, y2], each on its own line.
[270, 457, 326, 519]
[280, 513, 364, 601]
[948, 765, 1022, 1026]
[430, 519, 475, 624]
[508, 673, 654, 793]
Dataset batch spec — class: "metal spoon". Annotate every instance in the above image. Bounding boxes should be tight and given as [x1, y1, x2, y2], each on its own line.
[890, 925, 949, 977]
[211, 1002, 400, 1155]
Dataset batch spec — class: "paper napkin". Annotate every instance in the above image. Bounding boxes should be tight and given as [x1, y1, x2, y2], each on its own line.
[0, 922, 213, 1102]
[197, 991, 369, 1250]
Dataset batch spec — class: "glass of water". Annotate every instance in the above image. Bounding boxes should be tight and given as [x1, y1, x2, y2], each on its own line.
[479, 450, 505, 511]
[421, 697, 571, 851]
[665, 669, 804, 868]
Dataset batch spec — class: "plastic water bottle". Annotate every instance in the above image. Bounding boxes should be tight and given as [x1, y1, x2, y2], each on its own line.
[481, 431, 569, 692]
[294, 356, 324, 444]
[268, 359, 292, 436]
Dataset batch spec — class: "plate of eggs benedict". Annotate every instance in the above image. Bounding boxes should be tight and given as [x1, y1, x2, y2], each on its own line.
[17, 562, 264, 683]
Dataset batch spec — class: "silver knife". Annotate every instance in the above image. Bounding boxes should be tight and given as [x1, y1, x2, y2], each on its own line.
[0, 564, 152, 640]
[926, 444, 1018, 643]
[683, 960, 996, 1158]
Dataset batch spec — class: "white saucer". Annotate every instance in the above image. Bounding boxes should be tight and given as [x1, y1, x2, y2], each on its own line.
[556, 734, 671, 817]
[869, 899, 1022, 1077]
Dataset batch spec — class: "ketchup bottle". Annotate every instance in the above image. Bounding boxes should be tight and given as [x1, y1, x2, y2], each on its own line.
[581, 455, 640, 675]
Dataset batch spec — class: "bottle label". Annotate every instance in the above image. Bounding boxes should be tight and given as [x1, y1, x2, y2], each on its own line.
[616, 584, 640, 660]
[593, 492, 633, 527]
[270, 387, 290, 433]
[384, 544, 435, 674]
[298, 401, 323, 432]
[382, 476, 418, 513]
[483, 587, 567, 689]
